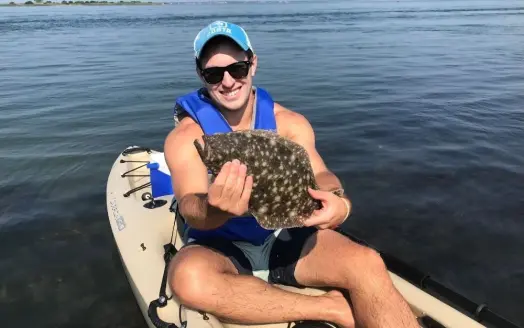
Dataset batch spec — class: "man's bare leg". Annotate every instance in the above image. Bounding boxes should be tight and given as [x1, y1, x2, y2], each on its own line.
[168, 245, 354, 327]
[294, 229, 419, 328]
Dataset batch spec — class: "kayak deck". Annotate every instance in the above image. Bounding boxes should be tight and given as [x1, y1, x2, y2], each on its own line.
[106, 146, 515, 328]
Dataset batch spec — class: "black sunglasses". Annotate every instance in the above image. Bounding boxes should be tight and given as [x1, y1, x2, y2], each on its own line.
[199, 61, 252, 84]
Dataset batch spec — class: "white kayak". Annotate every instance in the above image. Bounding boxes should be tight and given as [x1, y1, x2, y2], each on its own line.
[106, 145, 520, 328]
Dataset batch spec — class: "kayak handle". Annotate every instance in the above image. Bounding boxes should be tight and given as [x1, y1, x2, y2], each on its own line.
[148, 297, 186, 328]
[122, 146, 151, 156]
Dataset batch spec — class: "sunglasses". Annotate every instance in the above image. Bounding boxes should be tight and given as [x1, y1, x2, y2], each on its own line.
[199, 60, 252, 84]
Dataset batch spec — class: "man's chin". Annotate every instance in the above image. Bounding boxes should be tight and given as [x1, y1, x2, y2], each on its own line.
[218, 96, 249, 112]
[221, 104, 243, 112]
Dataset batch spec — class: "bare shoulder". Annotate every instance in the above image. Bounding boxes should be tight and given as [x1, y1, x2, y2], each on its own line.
[165, 117, 204, 156]
[164, 117, 208, 201]
[274, 102, 316, 144]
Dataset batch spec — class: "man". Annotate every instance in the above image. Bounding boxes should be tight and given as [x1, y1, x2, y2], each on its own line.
[164, 21, 419, 328]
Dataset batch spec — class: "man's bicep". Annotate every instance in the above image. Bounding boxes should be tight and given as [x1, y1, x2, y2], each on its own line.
[286, 112, 329, 175]
[164, 126, 209, 203]
[282, 110, 342, 191]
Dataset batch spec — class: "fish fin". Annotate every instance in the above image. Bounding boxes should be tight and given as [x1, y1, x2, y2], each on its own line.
[193, 138, 207, 161]
[254, 213, 306, 230]
[331, 188, 345, 197]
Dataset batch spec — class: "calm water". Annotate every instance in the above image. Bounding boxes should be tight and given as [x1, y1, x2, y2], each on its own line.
[1, 0, 523, 327]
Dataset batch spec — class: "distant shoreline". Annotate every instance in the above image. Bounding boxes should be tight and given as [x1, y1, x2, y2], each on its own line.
[0, 1, 166, 6]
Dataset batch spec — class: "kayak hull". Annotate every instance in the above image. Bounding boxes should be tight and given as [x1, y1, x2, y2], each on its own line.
[106, 146, 490, 328]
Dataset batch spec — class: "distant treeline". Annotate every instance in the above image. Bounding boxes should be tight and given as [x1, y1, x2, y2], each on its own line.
[4, 0, 159, 5]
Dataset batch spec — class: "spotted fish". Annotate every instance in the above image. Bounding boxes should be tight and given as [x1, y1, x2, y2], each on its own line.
[193, 129, 342, 229]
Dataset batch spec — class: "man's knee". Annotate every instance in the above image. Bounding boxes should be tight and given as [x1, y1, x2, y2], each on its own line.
[168, 246, 234, 308]
[357, 246, 387, 274]
[168, 252, 204, 307]
[343, 242, 390, 288]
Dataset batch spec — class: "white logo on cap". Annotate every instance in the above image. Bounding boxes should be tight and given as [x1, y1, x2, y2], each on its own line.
[207, 24, 231, 37]
[214, 21, 228, 27]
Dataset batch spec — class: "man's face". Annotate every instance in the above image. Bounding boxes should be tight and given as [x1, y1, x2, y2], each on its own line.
[198, 41, 257, 112]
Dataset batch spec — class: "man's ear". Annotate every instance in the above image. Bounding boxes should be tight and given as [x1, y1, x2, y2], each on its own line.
[250, 54, 258, 77]
[195, 65, 206, 84]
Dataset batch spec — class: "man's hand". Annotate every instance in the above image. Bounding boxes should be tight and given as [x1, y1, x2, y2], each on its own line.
[208, 159, 253, 217]
[303, 188, 351, 230]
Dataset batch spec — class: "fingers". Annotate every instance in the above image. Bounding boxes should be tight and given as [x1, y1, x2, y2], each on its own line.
[240, 175, 253, 205]
[230, 161, 247, 201]
[308, 187, 331, 201]
[208, 159, 252, 215]
[304, 216, 330, 230]
[303, 209, 326, 227]
[221, 159, 240, 199]
[303, 191, 340, 229]
[207, 161, 230, 207]
[213, 161, 231, 188]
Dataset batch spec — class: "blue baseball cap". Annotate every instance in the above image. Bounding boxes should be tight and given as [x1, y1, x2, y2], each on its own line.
[193, 21, 254, 60]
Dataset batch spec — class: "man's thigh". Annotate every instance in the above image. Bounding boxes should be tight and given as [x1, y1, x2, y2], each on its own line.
[293, 228, 381, 289]
[268, 227, 376, 289]
[167, 238, 258, 311]
[171, 237, 254, 276]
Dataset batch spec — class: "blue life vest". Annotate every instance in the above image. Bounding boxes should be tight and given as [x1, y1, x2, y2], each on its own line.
[173, 87, 277, 246]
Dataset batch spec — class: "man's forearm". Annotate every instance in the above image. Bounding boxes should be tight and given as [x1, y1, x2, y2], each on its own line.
[178, 193, 232, 230]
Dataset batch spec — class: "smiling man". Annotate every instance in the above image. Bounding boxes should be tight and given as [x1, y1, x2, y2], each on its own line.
[163, 21, 419, 328]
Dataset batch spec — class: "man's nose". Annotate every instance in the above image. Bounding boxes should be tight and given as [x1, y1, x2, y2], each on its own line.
[221, 71, 236, 88]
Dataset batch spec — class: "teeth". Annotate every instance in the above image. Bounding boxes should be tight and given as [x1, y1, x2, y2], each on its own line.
[224, 89, 239, 97]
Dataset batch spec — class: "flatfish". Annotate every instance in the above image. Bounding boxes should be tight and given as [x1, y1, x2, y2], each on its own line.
[193, 129, 342, 229]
